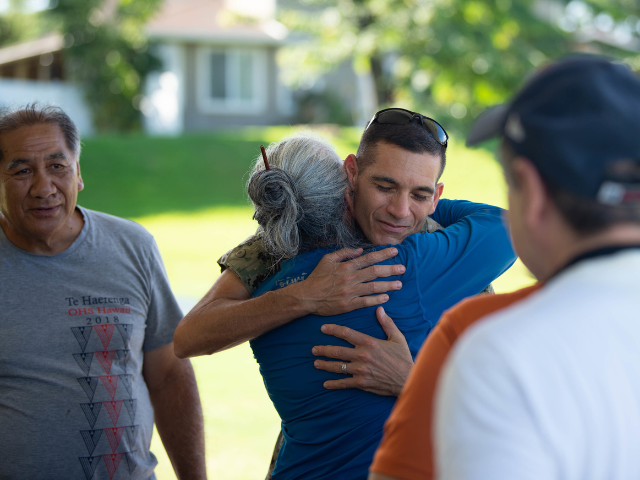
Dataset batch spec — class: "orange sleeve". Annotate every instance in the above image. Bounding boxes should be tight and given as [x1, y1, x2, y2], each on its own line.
[370, 285, 540, 480]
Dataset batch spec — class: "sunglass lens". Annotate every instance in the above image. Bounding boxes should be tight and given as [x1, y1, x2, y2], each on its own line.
[376, 110, 413, 125]
[424, 118, 448, 145]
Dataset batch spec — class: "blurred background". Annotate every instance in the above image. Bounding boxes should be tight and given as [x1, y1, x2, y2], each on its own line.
[1, 0, 639, 478]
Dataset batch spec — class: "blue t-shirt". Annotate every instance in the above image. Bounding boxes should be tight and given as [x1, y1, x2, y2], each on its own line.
[251, 199, 516, 480]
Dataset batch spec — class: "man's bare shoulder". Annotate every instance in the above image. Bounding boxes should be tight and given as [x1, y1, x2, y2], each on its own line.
[217, 233, 281, 295]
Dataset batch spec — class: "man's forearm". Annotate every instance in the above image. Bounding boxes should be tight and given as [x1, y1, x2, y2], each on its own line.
[148, 358, 206, 480]
[174, 280, 314, 358]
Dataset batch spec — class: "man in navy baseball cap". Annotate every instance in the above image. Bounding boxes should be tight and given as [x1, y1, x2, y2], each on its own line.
[467, 55, 640, 205]
[433, 56, 640, 480]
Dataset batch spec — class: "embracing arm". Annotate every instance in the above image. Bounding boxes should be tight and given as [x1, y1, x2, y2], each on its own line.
[414, 200, 515, 313]
[430, 198, 501, 228]
[174, 268, 309, 357]
[173, 247, 406, 358]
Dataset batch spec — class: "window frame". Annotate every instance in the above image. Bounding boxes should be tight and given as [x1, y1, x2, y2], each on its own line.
[196, 45, 268, 115]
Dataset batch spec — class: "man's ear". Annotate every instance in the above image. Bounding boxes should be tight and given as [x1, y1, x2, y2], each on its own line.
[430, 182, 444, 214]
[511, 158, 549, 234]
[343, 154, 358, 189]
[76, 160, 84, 192]
[343, 154, 358, 216]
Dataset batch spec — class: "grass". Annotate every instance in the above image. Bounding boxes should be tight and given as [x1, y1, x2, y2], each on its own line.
[77, 127, 535, 479]
[77, 126, 362, 218]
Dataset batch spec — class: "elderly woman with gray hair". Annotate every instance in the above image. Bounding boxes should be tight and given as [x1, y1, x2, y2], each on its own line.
[246, 134, 514, 479]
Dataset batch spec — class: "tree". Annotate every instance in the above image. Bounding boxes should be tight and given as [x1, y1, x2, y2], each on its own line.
[50, 0, 163, 131]
[279, 0, 640, 128]
[0, 0, 55, 47]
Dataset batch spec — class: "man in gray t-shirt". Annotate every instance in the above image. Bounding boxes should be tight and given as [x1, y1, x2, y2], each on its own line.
[0, 105, 206, 480]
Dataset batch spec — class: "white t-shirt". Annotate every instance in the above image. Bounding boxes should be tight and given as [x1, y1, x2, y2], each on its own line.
[435, 249, 640, 480]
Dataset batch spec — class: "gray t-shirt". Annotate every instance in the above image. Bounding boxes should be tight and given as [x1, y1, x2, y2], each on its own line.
[0, 207, 183, 480]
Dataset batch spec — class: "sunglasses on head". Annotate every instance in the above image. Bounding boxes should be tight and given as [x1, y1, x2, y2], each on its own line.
[365, 108, 449, 147]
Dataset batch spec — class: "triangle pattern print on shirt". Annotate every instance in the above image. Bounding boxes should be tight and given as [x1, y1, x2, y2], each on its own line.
[103, 452, 125, 480]
[73, 353, 94, 376]
[124, 425, 139, 448]
[71, 327, 93, 352]
[95, 350, 116, 374]
[103, 400, 123, 427]
[116, 349, 130, 373]
[80, 402, 102, 429]
[94, 324, 115, 350]
[100, 375, 118, 400]
[123, 399, 137, 424]
[104, 427, 125, 453]
[79, 455, 101, 480]
[119, 374, 133, 397]
[116, 324, 132, 348]
[78, 377, 99, 402]
[80, 429, 103, 455]
[124, 450, 138, 475]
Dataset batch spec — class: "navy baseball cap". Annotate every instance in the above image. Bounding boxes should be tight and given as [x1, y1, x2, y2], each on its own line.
[467, 56, 640, 205]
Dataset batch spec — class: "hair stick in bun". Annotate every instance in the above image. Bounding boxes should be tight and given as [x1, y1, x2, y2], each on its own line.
[260, 145, 271, 171]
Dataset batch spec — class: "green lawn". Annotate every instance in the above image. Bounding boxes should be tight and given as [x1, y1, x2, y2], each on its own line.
[77, 126, 362, 218]
[77, 128, 535, 479]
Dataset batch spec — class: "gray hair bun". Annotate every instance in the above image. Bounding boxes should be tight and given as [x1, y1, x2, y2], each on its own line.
[247, 133, 366, 261]
[248, 168, 303, 259]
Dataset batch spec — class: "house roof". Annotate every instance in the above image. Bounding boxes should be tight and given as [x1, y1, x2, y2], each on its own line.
[0, 34, 63, 65]
[146, 0, 287, 45]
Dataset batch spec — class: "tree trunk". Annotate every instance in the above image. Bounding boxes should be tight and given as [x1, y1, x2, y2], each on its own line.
[370, 55, 393, 106]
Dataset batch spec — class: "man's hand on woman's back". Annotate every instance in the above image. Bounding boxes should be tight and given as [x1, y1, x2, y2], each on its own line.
[312, 307, 413, 397]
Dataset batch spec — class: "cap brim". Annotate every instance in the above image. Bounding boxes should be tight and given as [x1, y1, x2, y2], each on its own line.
[466, 104, 509, 147]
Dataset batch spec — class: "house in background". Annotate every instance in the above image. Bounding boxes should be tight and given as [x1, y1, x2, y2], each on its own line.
[0, 0, 377, 136]
[0, 0, 378, 135]
[0, 33, 94, 134]
[0, 0, 299, 136]
[142, 0, 296, 135]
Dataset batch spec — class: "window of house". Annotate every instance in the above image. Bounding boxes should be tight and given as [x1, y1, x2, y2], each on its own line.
[197, 47, 267, 114]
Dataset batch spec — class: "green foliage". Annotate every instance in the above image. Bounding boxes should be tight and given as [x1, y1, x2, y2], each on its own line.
[0, 0, 56, 47]
[50, 0, 163, 132]
[297, 90, 355, 125]
[0, 12, 33, 46]
[279, 0, 640, 130]
[560, 1, 640, 72]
